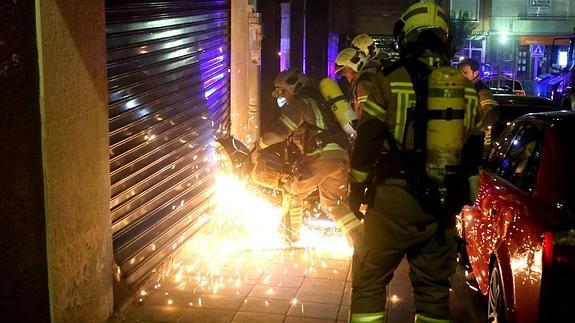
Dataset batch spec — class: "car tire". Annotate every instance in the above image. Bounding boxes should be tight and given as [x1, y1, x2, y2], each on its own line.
[488, 260, 507, 323]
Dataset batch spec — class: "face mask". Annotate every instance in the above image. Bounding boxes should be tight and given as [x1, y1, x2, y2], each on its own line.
[277, 96, 287, 108]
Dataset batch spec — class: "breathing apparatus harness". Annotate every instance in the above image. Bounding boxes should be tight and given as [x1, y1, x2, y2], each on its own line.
[375, 57, 467, 217]
[300, 88, 353, 155]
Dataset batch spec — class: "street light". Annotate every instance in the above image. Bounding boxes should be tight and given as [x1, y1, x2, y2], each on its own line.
[499, 30, 509, 45]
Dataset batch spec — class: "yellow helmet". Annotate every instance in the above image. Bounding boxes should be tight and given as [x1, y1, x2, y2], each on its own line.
[400, 0, 449, 39]
[351, 34, 380, 58]
[335, 48, 367, 73]
[272, 69, 309, 97]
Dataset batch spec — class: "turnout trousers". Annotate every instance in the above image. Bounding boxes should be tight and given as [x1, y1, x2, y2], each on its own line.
[282, 152, 362, 244]
[350, 179, 457, 322]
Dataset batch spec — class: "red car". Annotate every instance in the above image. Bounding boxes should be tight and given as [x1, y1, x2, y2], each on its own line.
[460, 111, 575, 322]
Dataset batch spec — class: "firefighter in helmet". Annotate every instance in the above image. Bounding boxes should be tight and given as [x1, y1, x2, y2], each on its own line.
[458, 58, 500, 202]
[351, 33, 392, 71]
[254, 69, 362, 246]
[335, 48, 376, 117]
[348, 1, 480, 322]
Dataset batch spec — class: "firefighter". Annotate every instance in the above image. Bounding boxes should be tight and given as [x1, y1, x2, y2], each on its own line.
[351, 34, 392, 71]
[458, 58, 500, 202]
[254, 69, 362, 246]
[348, 1, 480, 322]
[335, 48, 376, 116]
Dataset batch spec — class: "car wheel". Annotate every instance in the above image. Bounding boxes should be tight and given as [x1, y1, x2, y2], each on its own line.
[488, 261, 507, 323]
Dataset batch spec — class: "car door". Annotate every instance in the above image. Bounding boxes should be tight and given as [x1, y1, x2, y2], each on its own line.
[465, 120, 545, 295]
[464, 123, 521, 292]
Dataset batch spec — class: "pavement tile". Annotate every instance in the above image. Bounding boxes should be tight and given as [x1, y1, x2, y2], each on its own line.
[120, 304, 184, 322]
[296, 288, 343, 304]
[388, 285, 415, 312]
[238, 297, 292, 315]
[284, 317, 336, 323]
[341, 292, 351, 306]
[265, 263, 308, 276]
[387, 309, 415, 323]
[231, 311, 285, 323]
[344, 281, 352, 293]
[180, 307, 236, 323]
[186, 293, 246, 311]
[300, 277, 346, 292]
[287, 301, 340, 320]
[338, 305, 350, 322]
[248, 285, 298, 300]
[259, 273, 304, 288]
[306, 265, 349, 280]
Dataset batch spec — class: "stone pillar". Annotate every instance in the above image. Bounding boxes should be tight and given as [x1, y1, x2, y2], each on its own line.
[231, 0, 251, 143]
[0, 0, 114, 321]
[39, 1, 113, 321]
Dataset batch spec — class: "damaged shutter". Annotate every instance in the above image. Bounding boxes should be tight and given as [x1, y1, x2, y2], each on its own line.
[106, 0, 230, 287]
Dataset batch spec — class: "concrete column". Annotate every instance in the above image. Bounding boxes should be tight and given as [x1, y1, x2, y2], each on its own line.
[231, 0, 251, 144]
[37, 0, 113, 321]
[248, 10, 262, 143]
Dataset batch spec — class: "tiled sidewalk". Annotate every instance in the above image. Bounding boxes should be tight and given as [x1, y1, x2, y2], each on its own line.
[110, 240, 443, 323]
[111, 245, 356, 323]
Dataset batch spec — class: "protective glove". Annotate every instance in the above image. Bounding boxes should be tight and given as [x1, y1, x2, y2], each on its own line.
[250, 146, 262, 165]
[348, 182, 372, 220]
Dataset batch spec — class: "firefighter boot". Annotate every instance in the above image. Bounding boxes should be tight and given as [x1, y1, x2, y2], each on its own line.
[281, 194, 303, 244]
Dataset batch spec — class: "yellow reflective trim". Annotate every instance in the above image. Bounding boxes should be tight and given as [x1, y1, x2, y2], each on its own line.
[258, 137, 270, 149]
[306, 143, 346, 156]
[350, 312, 386, 322]
[339, 217, 362, 233]
[390, 85, 414, 142]
[335, 213, 357, 227]
[307, 99, 326, 130]
[350, 168, 369, 183]
[414, 313, 450, 323]
[390, 81, 413, 88]
[280, 114, 298, 131]
[480, 99, 498, 107]
[357, 95, 368, 103]
[363, 99, 386, 121]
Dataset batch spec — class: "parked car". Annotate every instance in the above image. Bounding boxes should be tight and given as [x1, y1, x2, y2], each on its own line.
[484, 76, 526, 96]
[491, 94, 563, 139]
[459, 111, 575, 322]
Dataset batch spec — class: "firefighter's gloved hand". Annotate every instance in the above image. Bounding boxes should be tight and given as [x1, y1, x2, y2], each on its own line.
[250, 146, 262, 165]
[349, 182, 371, 220]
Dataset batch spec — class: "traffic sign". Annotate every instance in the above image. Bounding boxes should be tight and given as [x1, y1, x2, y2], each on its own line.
[530, 44, 545, 58]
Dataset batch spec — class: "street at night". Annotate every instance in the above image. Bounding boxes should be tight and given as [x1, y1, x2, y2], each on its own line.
[3, 0, 574, 322]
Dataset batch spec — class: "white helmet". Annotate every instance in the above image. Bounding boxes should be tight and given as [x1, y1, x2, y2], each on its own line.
[272, 69, 309, 97]
[351, 34, 380, 59]
[335, 48, 367, 74]
[400, 0, 449, 40]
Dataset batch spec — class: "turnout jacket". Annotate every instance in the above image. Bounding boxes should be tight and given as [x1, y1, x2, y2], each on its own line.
[349, 57, 480, 185]
[350, 68, 377, 117]
[471, 77, 500, 133]
[258, 92, 348, 159]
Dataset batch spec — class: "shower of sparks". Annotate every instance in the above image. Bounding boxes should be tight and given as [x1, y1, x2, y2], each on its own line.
[136, 145, 352, 305]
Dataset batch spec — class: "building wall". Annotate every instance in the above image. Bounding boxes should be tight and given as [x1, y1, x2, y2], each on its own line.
[351, 0, 413, 36]
[38, 0, 113, 321]
[491, 0, 575, 35]
[0, 1, 51, 320]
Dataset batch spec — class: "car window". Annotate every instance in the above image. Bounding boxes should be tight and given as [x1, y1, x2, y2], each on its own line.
[559, 127, 575, 211]
[497, 123, 543, 192]
[485, 123, 520, 172]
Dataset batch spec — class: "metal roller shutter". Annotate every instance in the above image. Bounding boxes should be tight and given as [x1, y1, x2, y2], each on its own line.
[106, 0, 231, 287]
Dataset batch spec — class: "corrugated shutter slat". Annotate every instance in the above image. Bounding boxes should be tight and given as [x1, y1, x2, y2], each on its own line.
[106, 0, 230, 286]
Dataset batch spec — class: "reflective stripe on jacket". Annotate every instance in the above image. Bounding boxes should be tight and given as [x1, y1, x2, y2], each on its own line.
[258, 95, 347, 156]
[349, 59, 479, 184]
